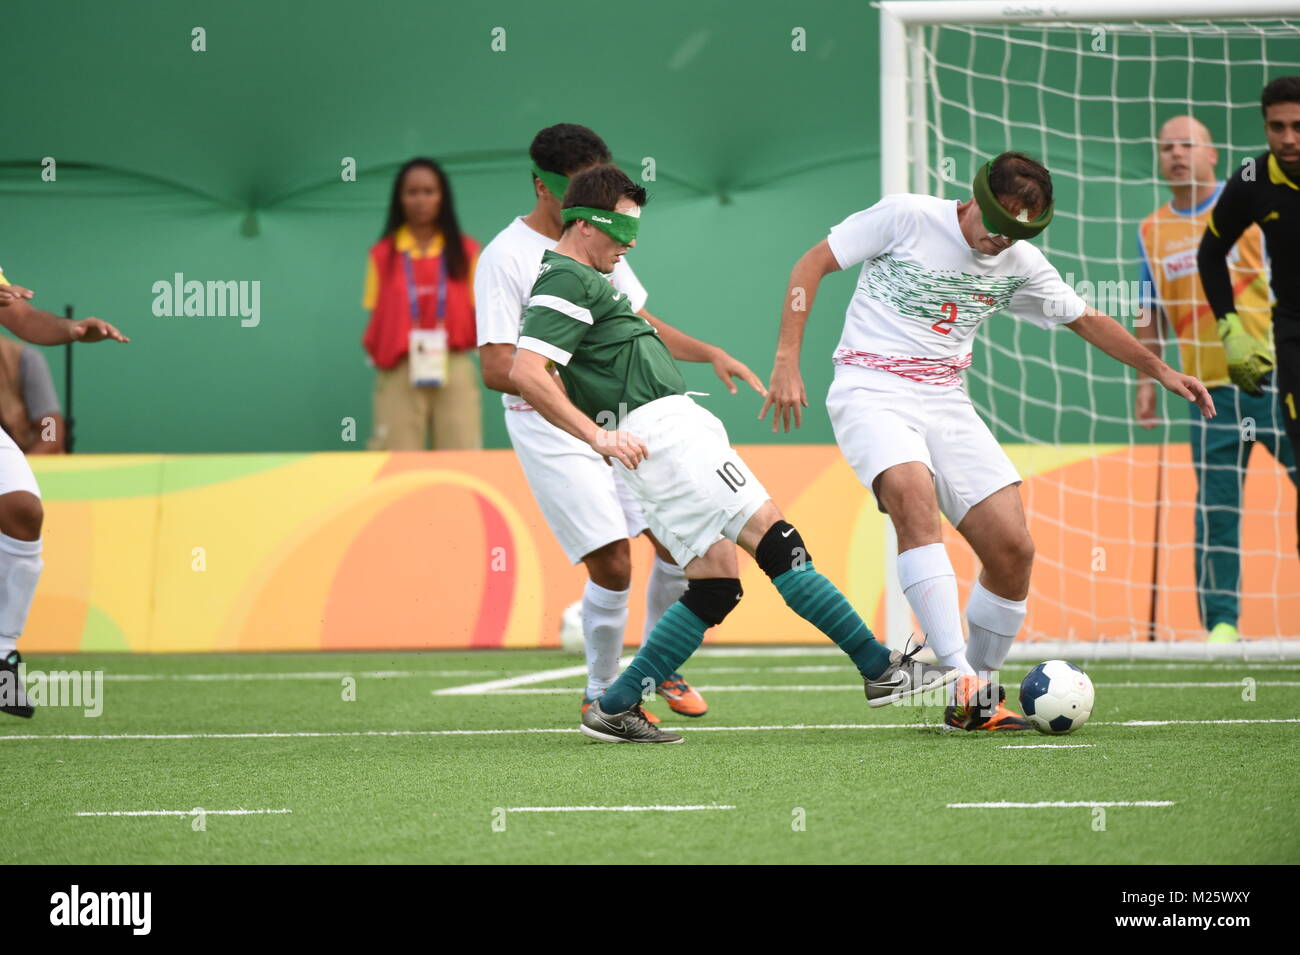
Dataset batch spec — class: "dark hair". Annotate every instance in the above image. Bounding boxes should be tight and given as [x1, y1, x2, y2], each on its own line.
[529, 124, 612, 182]
[989, 151, 1053, 214]
[1262, 76, 1300, 115]
[560, 165, 648, 233]
[381, 158, 469, 280]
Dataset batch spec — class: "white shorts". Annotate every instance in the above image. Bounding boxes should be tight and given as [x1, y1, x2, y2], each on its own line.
[0, 427, 40, 498]
[826, 363, 1018, 527]
[614, 395, 770, 568]
[505, 407, 649, 564]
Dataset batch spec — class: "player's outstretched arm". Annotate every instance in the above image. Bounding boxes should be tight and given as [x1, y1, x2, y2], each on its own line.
[637, 309, 765, 397]
[761, 239, 840, 433]
[509, 347, 647, 469]
[0, 290, 129, 346]
[1133, 304, 1169, 430]
[1068, 307, 1215, 420]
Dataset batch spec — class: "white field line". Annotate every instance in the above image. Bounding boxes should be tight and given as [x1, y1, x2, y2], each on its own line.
[76, 808, 292, 817]
[104, 670, 496, 682]
[53, 660, 1300, 686]
[505, 805, 734, 813]
[1000, 743, 1096, 749]
[948, 801, 1174, 809]
[2, 717, 1297, 743]
[433, 658, 634, 696]
[439, 680, 1300, 695]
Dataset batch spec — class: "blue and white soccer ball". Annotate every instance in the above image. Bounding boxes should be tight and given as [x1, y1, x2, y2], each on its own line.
[1019, 660, 1095, 734]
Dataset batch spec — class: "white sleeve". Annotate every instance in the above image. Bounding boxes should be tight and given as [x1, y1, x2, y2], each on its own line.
[1009, 247, 1088, 329]
[826, 194, 906, 270]
[474, 248, 530, 346]
[610, 259, 649, 313]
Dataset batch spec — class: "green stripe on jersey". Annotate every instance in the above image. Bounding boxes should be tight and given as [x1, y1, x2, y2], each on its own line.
[519, 250, 685, 421]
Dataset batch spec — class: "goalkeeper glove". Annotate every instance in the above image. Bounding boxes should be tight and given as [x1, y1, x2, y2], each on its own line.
[1217, 312, 1274, 397]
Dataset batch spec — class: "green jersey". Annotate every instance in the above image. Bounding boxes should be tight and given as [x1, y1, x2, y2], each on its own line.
[519, 250, 685, 421]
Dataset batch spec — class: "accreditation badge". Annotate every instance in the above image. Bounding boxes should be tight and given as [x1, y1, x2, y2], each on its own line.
[408, 328, 448, 387]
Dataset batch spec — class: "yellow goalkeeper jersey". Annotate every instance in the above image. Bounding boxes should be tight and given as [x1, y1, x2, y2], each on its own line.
[1138, 183, 1272, 388]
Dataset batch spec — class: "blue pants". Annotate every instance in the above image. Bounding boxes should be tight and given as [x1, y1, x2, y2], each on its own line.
[1187, 384, 1297, 630]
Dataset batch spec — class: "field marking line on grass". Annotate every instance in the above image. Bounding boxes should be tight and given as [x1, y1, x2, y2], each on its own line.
[75, 808, 292, 817]
[3, 717, 1297, 743]
[104, 670, 499, 682]
[441, 680, 1300, 696]
[948, 801, 1174, 809]
[1000, 743, 1096, 749]
[505, 805, 734, 813]
[433, 658, 635, 696]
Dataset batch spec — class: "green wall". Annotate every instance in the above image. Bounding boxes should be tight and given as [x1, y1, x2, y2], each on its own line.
[2, 2, 1294, 452]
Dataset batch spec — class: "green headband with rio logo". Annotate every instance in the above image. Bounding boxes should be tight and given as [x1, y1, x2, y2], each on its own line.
[972, 160, 1054, 240]
[561, 206, 641, 245]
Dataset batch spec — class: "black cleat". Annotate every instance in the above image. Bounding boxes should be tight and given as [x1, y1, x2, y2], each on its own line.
[580, 700, 683, 744]
[0, 650, 34, 718]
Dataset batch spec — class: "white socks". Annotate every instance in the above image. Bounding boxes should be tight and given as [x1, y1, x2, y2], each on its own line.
[642, 556, 687, 646]
[897, 542, 973, 675]
[582, 579, 629, 699]
[965, 579, 1026, 683]
[0, 533, 43, 655]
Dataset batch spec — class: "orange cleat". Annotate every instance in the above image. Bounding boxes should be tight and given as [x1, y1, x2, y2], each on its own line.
[656, 673, 708, 718]
[582, 697, 661, 724]
[944, 675, 1031, 731]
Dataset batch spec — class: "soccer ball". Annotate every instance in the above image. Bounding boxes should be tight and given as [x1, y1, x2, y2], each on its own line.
[559, 600, 585, 654]
[1019, 660, 1094, 734]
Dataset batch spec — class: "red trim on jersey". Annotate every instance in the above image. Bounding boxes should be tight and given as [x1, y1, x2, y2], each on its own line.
[833, 347, 971, 386]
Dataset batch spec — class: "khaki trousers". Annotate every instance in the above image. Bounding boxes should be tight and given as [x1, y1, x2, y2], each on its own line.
[368, 351, 483, 450]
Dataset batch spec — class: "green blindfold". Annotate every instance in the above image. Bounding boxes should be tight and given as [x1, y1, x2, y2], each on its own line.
[531, 163, 570, 201]
[972, 161, 1054, 240]
[561, 206, 640, 245]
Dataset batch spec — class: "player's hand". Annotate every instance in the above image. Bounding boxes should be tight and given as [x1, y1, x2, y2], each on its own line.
[1217, 312, 1273, 397]
[759, 360, 807, 433]
[1135, 379, 1158, 430]
[591, 428, 648, 470]
[708, 348, 767, 397]
[0, 285, 35, 307]
[71, 317, 130, 343]
[1157, 367, 1215, 420]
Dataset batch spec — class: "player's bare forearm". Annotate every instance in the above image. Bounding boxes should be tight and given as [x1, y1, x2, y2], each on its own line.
[510, 350, 600, 445]
[0, 300, 81, 345]
[639, 309, 717, 363]
[0, 298, 128, 346]
[638, 309, 765, 396]
[773, 247, 832, 366]
[761, 241, 838, 432]
[1070, 307, 1214, 419]
[1067, 308, 1169, 379]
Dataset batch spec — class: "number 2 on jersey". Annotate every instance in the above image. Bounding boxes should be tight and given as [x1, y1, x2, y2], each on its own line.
[931, 302, 958, 336]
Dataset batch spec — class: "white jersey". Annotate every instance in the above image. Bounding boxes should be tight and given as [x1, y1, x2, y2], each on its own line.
[474, 215, 649, 408]
[826, 194, 1086, 384]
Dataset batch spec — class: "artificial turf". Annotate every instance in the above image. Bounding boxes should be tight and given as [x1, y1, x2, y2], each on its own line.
[3, 649, 1297, 864]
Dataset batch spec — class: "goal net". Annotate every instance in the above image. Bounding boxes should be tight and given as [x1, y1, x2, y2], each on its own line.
[878, 1, 1300, 656]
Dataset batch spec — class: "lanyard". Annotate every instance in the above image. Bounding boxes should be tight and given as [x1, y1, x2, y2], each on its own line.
[402, 249, 447, 328]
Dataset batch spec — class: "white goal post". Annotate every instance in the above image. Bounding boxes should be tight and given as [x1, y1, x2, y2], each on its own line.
[875, 0, 1300, 659]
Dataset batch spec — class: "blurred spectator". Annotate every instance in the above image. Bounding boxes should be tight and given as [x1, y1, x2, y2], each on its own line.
[0, 339, 65, 454]
[363, 158, 482, 449]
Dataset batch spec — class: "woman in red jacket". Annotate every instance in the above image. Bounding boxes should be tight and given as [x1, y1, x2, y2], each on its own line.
[363, 157, 482, 449]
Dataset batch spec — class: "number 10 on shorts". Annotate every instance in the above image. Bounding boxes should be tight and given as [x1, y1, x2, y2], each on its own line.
[717, 461, 747, 493]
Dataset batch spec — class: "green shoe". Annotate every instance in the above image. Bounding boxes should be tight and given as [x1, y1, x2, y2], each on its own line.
[1208, 622, 1241, 643]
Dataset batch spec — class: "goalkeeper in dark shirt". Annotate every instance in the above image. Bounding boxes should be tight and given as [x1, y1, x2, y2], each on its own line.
[1198, 75, 1300, 557]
